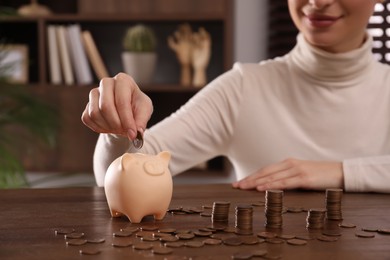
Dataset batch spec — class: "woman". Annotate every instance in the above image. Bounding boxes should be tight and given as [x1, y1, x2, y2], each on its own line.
[82, 0, 390, 193]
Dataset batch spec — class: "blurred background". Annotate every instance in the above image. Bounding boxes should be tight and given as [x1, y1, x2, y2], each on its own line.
[0, 0, 388, 188]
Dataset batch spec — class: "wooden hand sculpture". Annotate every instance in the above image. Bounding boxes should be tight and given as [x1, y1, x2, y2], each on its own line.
[191, 27, 211, 87]
[167, 23, 193, 86]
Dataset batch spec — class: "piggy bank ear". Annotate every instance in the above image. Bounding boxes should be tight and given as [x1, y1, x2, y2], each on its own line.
[120, 153, 134, 170]
[157, 151, 171, 164]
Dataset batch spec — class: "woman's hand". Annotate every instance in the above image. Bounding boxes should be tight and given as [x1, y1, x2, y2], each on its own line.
[232, 158, 344, 191]
[81, 73, 153, 140]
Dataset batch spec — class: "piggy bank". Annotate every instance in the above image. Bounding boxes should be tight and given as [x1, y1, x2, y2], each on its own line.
[104, 151, 172, 223]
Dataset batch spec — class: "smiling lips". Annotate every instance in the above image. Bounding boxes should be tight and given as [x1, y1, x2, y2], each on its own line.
[305, 14, 341, 28]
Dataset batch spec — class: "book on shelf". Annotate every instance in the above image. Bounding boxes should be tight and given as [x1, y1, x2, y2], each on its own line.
[56, 25, 74, 85]
[81, 30, 109, 80]
[46, 25, 62, 84]
[66, 24, 93, 85]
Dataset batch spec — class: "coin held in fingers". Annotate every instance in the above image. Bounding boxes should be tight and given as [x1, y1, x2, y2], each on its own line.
[132, 130, 144, 149]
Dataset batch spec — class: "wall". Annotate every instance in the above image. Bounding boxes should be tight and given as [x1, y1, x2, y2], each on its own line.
[234, 0, 269, 63]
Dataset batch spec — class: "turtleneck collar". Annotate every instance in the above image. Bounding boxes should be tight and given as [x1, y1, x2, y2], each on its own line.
[289, 33, 375, 88]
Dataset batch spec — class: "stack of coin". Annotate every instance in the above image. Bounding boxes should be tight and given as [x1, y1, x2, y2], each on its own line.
[306, 208, 326, 229]
[325, 188, 343, 220]
[264, 190, 284, 229]
[235, 204, 253, 235]
[211, 201, 230, 224]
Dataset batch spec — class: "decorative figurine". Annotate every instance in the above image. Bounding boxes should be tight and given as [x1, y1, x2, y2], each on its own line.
[191, 27, 211, 87]
[17, 0, 52, 16]
[168, 23, 211, 88]
[104, 151, 172, 223]
[168, 23, 193, 87]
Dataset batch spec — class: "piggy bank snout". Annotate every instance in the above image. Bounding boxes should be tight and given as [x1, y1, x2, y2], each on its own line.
[143, 160, 165, 176]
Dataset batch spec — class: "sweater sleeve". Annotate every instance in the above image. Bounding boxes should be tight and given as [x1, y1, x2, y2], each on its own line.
[343, 155, 390, 193]
[92, 66, 244, 186]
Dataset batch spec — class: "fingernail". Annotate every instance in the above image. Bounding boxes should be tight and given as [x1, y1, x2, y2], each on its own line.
[127, 129, 136, 140]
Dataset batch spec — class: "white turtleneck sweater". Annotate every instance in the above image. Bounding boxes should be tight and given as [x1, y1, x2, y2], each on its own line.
[94, 33, 390, 193]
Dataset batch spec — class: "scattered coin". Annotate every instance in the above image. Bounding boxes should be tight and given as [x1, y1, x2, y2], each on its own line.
[159, 228, 177, 234]
[355, 231, 375, 238]
[322, 230, 342, 237]
[378, 229, 390, 235]
[263, 254, 282, 260]
[79, 248, 101, 255]
[141, 225, 159, 231]
[223, 237, 242, 246]
[287, 239, 307, 246]
[120, 226, 139, 233]
[295, 234, 316, 240]
[113, 230, 133, 237]
[317, 235, 338, 242]
[185, 241, 204, 248]
[265, 238, 284, 244]
[240, 235, 260, 245]
[54, 228, 75, 235]
[232, 252, 253, 259]
[194, 231, 212, 237]
[176, 233, 195, 240]
[112, 240, 133, 247]
[252, 249, 267, 257]
[277, 234, 296, 240]
[141, 235, 159, 242]
[339, 222, 356, 228]
[160, 235, 180, 242]
[164, 241, 185, 248]
[203, 238, 222, 245]
[152, 247, 173, 255]
[257, 231, 277, 239]
[135, 231, 154, 237]
[361, 227, 379, 232]
[133, 242, 153, 250]
[65, 232, 85, 239]
[87, 238, 105, 244]
[66, 239, 88, 246]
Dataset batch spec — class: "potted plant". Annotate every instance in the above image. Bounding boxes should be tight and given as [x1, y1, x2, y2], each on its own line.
[121, 24, 157, 85]
[0, 46, 58, 188]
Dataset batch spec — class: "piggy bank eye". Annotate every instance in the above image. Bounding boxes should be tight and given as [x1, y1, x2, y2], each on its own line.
[143, 161, 165, 176]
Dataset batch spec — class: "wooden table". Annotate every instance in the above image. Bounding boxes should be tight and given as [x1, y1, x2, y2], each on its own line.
[1, 184, 390, 259]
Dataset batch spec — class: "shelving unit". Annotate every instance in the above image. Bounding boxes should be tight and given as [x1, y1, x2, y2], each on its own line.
[0, 0, 233, 173]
